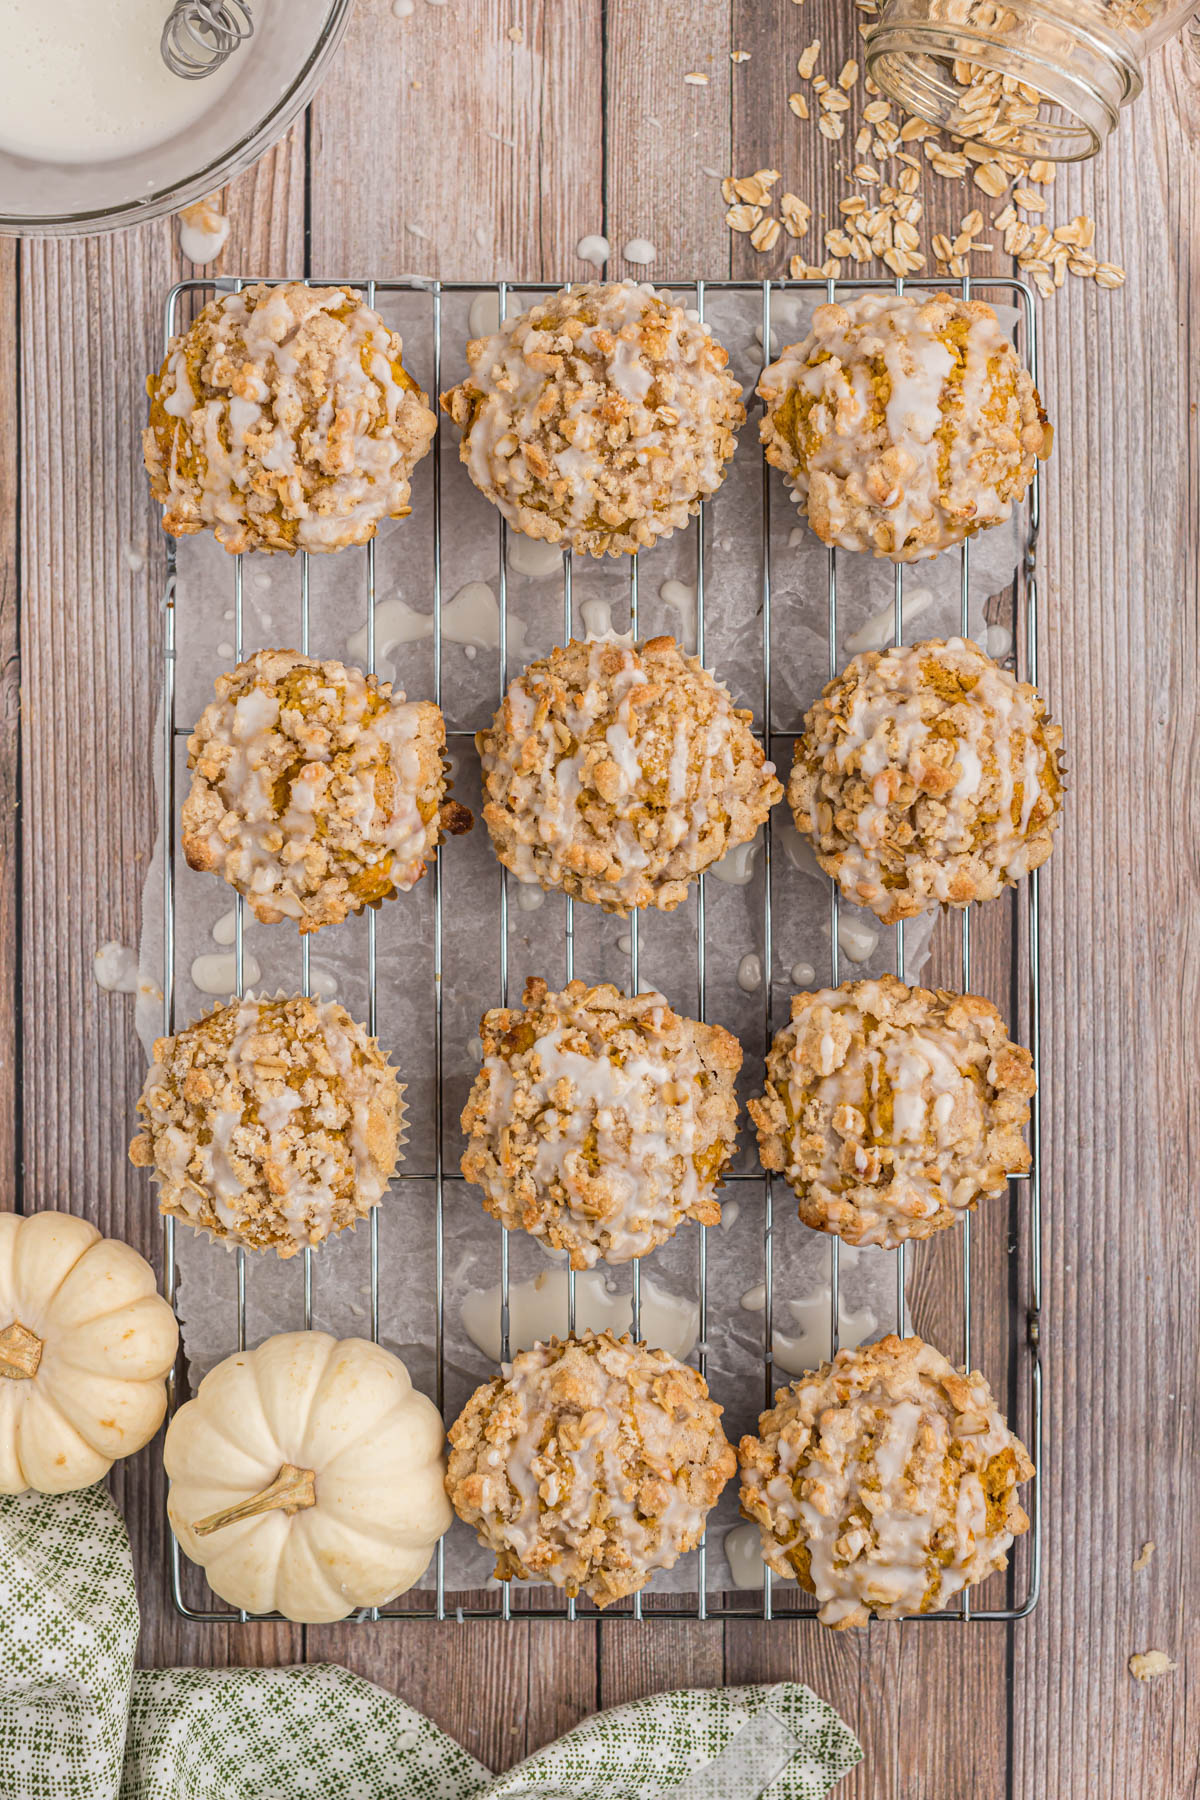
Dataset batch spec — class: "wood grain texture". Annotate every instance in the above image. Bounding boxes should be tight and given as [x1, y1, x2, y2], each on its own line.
[308, 0, 604, 281]
[13, 132, 306, 1677]
[604, 0, 732, 282]
[1010, 38, 1200, 1800]
[4, 3, 1198, 1793]
[0, 239, 18, 1206]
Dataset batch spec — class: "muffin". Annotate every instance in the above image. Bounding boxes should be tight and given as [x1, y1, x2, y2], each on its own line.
[758, 293, 1051, 561]
[144, 282, 436, 554]
[749, 975, 1034, 1247]
[129, 994, 404, 1256]
[181, 648, 472, 934]
[461, 977, 742, 1267]
[447, 1331, 735, 1607]
[789, 638, 1064, 925]
[738, 1334, 1034, 1627]
[477, 635, 782, 912]
[439, 281, 744, 557]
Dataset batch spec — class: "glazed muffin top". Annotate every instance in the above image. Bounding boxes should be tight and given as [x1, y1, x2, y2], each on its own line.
[749, 974, 1034, 1248]
[439, 281, 745, 557]
[476, 634, 782, 914]
[738, 1333, 1034, 1627]
[129, 993, 404, 1257]
[758, 293, 1050, 562]
[182, 648, 471, 934]
[789, 638, 1064, 924]
[460, 977, 742, 1267]
[144, 282, 436, 554]
[447, 1330, 735, 1607]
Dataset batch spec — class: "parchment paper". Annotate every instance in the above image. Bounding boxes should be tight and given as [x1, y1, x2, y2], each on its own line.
[134, 283, 1024, 1599]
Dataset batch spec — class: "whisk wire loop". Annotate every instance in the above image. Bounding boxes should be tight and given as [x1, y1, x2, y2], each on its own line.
[162, 0, 254, 79]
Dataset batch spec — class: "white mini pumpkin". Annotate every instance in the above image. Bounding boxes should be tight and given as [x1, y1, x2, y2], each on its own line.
[0, 1210, 179, 1494]
[165, 1331, 451, 1623]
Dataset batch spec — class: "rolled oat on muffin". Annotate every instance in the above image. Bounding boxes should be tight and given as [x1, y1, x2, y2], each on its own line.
[749, 974, 1034, 1248]
[738, 1333, 1034, 1627]
[789, 637, 1064, 925]
[439, 281, 744, 557]
[759, 292, 1050, 562]
[461, 977, 742, 1267]
[129, 993, 404, 1256]
[182, 648, 471, 934]
[144, 282, 436, 554]
[447, 1330, 735, 1607]
[476, 634, 782, 913]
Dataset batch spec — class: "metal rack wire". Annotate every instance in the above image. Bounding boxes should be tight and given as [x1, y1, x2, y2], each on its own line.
[158, 274, 1043, 1624]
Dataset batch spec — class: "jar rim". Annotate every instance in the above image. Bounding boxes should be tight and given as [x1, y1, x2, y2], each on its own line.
[866, 0, 1142, 162]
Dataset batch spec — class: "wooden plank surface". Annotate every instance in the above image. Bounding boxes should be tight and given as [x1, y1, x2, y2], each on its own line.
[2, 3, 1197, 1794]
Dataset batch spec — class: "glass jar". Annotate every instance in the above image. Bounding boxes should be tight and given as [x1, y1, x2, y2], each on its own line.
[866, 0, 1198, 160]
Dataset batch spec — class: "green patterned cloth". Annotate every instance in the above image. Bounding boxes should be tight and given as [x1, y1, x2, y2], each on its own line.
[0, 1485, 862, 1800]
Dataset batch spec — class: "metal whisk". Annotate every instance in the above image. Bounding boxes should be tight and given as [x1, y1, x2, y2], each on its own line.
[162, 1, 254, 79]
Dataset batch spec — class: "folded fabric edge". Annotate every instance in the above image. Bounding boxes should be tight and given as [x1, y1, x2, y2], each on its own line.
[473, 1679, 863, 1800]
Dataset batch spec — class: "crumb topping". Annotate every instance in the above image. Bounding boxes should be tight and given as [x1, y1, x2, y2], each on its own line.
[738, 1333, 1034, 1627]
[460, 977, 742, 1267]
[758, 293, 1050, 561]
[446, 1330, 735, 1607]
[439, 281, 745, 558]
[128, 994, 404, 1256]
[477, 634, 782, 914]
[749, 974, 1034, 1247]
[182, 648, 471, 934]
[789, 637, 1064, 924]
[143, 282, 437, 554]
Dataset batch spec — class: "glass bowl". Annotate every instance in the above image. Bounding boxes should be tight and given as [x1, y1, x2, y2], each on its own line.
[0, 0, 354, 237]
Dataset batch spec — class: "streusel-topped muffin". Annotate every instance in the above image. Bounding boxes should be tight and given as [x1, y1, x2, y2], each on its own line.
[477, 635, 782, 913]
[759, 293, 1051, 561]
[439, 281, 744, 557]
[738, 1334, 1034, 1627]
[182, 649, 471, 934]
[447, 1331, 735, 1607]
[789, 638, 1064, 925]
[144, 283, 436, 554]
[749, 975, 1034, 1248]
[461, 977, 742, 1267]
[129, 994, 404, 1256]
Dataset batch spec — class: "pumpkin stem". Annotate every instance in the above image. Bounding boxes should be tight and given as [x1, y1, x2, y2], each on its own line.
[0, 1321, 43, 1381]
[191, 1462, 317, 1537]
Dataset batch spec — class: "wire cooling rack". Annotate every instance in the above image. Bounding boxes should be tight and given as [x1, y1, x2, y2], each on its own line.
[157, 274, 1044, 1624]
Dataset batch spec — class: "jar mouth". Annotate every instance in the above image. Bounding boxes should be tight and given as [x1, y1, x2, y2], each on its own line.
[866, 0, 1141, 162]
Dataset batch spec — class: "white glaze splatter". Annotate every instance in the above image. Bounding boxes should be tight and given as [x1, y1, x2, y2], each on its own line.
[177, 202, 231, 268]
[460, 1266, 699, 1363]
[347, 585, 527, 676]
[211, 908, 237, 946]
[837, 914, 879, 965]
[709, 831, 761, 886]
[468, 292, 501, 340]
[94, 942, 138, 993]
[576, 234, 611, 267]
[507, 535, 564, 580]
[846, 585, 934, 656]
[622, 237, 657, 265]
[190, 951, 262, 996]
[658, 577, 697, 651]
[723, 1522, 766, 1589]
[736, 951, 763, 992]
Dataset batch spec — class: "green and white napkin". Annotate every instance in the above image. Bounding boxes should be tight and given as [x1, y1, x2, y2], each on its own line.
[0, 1484, 862, 1800]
